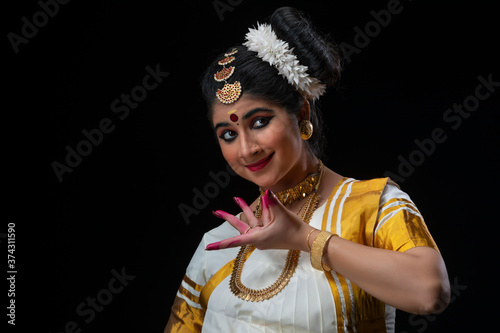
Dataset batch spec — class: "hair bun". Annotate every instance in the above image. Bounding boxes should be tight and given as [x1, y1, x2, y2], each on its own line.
[269, 7, 342, 87]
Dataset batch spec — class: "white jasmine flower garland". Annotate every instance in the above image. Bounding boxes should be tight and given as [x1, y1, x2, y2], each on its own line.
[243, 23, 326, 100]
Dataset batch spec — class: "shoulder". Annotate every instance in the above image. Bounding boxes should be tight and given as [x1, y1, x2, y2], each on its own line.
[323, 176, 414, 221]
[379, 181, 413, 204]
[331, 176, 406, 196]
[350, 177, 392, 194]
[327, 176, 391, 200]
[378, 181, 422, 221]
[340, 177, 415, 210]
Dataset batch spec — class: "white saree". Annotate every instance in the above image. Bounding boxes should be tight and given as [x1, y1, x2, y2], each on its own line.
[166, 177, 438, 332]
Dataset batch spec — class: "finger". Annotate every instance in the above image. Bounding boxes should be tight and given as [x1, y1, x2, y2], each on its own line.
[233, 197, 261, 227]
[205, 233, 253, 251]
[213, 210, 250, 234]
[261, 189, 277, 226]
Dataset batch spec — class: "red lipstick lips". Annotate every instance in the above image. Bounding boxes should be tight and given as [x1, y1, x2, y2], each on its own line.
[245, 153, 274, 172]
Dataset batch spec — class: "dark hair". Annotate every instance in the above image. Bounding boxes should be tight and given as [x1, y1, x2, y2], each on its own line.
[201, 7, 342, 159]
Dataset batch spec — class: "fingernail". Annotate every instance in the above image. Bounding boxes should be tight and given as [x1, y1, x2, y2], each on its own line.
[206, 242, 221, 251]
[212, 210, 223, 218]
[233, 197, 241, 205]
[264, 189, 277, 206]
[261, 193, 269, 209]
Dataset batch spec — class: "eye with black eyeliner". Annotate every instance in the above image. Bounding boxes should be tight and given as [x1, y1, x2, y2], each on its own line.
[218, 115, 274, 143]
[219, 130, 237, 142]
[251, 116, 274, 129]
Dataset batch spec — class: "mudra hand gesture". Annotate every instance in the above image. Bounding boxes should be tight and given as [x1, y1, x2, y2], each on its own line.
[206, 189, 315, 252]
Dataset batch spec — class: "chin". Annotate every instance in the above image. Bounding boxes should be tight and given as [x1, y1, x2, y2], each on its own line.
[230, 157, 285, 189]
[243, 168, 283, 190]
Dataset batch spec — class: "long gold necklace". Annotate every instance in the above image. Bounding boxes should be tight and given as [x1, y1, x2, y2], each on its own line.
[229, 161, 324, 302]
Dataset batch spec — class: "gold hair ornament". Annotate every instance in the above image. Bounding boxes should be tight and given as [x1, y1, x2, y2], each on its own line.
[214, 66, 235, 82]
[214, 48, 242, 104]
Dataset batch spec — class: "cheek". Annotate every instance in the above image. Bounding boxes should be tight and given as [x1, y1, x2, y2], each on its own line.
[269, 122, 301, 152]
[220, 144, 237, 163]
[219, 144, 244, 173]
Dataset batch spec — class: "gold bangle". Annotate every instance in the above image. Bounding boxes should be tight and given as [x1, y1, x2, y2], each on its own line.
[310, 231, 335, 271]
[306, 229, 316, 251]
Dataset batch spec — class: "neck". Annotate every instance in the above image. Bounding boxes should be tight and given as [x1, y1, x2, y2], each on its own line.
[266, 152, 319, 194]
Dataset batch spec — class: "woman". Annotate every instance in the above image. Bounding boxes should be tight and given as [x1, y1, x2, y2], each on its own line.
[166, 7, 450, 332]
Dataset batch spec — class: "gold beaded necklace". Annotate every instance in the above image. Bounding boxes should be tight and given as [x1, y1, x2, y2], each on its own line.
[229, 160, 325, 302]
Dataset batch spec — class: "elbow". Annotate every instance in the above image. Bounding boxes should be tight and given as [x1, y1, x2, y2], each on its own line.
[414, 278, 451, 315]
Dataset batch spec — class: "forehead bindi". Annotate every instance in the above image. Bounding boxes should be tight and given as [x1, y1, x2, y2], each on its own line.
[227, 109, 239, 122]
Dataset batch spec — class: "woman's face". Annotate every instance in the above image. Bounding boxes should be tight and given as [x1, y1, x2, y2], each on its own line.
[211, 95, 309, 190]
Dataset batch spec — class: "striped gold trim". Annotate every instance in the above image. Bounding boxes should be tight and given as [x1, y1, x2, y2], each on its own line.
[178, 284, 200, 304]
[183, 275, 203, 292]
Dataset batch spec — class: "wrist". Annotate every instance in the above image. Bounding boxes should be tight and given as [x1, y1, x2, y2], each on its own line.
[306, 229, 320, 253]
[310, 230, 337, 271]
[294, 225, 318, 252]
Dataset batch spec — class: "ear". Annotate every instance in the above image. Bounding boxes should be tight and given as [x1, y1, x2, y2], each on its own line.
[298, 98, 311, 123]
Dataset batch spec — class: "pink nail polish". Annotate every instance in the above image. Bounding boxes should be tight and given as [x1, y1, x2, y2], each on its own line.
[261, 193, 269, 209]
[264, 189, 277, 206]
[233, 197, 241, 205]
[212, 211, 222, 218]
[206, 241, 221, 250]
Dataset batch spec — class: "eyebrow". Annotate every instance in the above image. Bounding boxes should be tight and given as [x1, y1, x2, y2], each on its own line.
[242, 107, 274, 120]
[214, 121, 230, 131]
[213, 107, 275, 131]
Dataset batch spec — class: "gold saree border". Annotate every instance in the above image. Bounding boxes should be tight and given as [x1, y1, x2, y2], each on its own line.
[199, 246, 256, 310]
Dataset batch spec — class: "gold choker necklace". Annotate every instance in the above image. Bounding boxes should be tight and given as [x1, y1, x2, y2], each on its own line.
[229, 160, 324, 302]
[260, 166, 322, 205]
[254, 161, 323, 215]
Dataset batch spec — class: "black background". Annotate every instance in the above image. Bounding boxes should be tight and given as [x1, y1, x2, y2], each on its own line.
[5, 0, 499, 332]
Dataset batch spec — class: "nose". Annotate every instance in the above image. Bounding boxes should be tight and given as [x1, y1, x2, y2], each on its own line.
[238, 133, 262, 160]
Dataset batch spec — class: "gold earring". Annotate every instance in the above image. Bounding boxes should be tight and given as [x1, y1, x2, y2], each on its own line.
[299, 120, 313, 140]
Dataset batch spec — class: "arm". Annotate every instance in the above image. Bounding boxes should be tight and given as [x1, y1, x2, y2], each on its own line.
[207, 189, 451, 314]
[310, 230, 450, 314]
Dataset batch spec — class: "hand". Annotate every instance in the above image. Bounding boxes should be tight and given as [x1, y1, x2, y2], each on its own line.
[206, 189, 315, 251]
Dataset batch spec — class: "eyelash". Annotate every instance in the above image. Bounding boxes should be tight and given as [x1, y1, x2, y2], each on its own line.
[218, 116, 274, 143]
